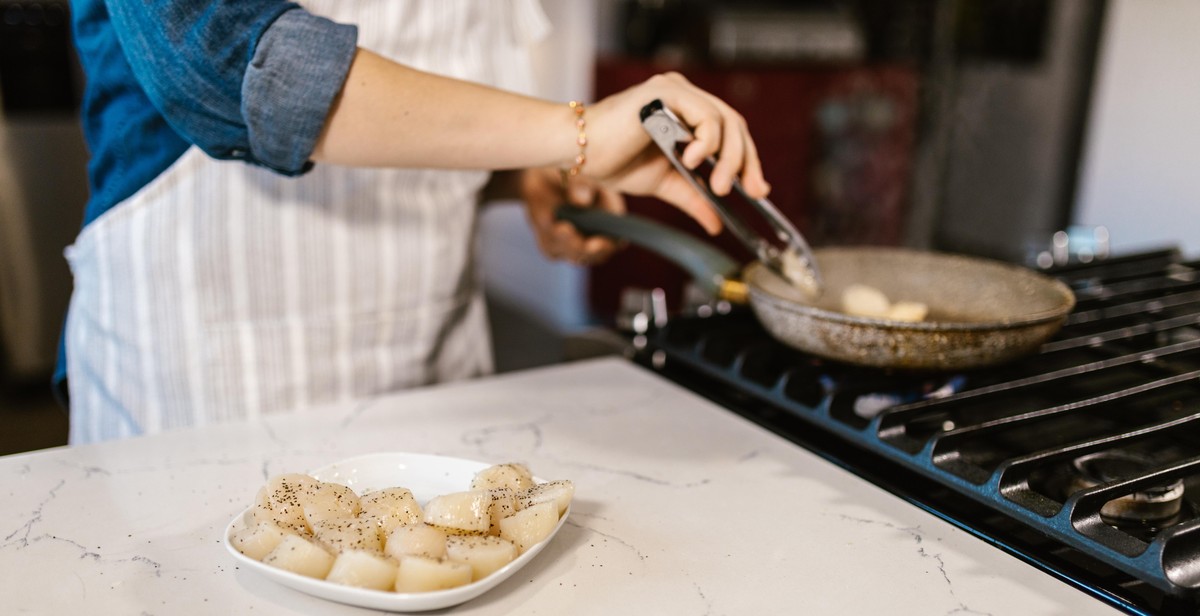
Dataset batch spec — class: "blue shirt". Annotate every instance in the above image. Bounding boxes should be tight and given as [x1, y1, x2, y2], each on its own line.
[71, 0, 359, 227]
[60, 0, 359, 398]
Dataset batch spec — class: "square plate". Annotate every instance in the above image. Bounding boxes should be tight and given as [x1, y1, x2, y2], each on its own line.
[224, 452, 569, 611]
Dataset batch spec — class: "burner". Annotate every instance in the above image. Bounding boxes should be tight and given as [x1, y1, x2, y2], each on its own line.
[1070, 451, 1185, 526]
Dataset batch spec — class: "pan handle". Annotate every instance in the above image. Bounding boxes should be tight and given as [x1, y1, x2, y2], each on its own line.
[556, 205, 745, 301]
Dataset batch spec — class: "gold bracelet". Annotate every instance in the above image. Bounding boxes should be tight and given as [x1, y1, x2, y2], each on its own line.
[566, 100, 587, 177]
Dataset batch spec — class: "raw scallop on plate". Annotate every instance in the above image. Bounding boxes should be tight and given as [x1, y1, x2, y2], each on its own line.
[224, 452, 570, 612]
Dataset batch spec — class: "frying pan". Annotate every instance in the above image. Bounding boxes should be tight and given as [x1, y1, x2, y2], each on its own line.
[559, 206, 1076, 371]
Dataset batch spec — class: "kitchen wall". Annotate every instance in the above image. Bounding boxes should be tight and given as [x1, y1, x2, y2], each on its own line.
[1074, 0, 1200, 257]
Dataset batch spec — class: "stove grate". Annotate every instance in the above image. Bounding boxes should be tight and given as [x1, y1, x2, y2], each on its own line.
[641, 248, 1200, 614]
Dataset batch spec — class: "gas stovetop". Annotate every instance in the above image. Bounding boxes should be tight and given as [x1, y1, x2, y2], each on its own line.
[633, 248, 1200, 615]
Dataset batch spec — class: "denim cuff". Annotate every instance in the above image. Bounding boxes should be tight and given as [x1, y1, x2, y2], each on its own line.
[242, 9, 358, 175]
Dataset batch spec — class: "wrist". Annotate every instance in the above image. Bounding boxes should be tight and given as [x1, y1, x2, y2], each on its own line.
[563, 101, 587, 178]
[573, 90, 649, 181]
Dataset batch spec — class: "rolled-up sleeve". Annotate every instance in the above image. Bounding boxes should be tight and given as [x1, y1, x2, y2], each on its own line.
[104, 0, 357, 175]
[243, 10, 358, 174]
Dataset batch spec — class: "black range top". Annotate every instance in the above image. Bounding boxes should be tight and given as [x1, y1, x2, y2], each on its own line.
[633, 248, 1200, 615]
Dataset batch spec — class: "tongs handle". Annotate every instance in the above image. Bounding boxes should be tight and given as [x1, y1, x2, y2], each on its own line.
[639, 100, 823, 296]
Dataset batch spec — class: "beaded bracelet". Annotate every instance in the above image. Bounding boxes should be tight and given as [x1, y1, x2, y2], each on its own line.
[565, 100, 587, 177]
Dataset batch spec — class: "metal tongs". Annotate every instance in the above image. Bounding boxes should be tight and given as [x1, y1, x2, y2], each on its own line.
[640, 99, 824, 297]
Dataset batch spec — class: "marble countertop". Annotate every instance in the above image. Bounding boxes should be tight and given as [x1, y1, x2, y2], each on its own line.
[1, 358, 1118, 615]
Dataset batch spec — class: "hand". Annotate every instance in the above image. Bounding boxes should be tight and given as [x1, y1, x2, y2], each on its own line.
[583, 72, 771, 235]
[520, 168, 625, 265]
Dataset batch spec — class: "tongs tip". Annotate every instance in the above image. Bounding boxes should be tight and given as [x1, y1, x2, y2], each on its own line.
[778, 248, 824, 299]
[640, 98, 825, 299]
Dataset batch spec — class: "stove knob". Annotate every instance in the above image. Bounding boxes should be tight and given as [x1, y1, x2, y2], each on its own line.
[615, 288, 668, 334]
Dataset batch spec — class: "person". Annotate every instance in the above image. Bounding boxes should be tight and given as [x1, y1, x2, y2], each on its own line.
[63, 0, 770, 444]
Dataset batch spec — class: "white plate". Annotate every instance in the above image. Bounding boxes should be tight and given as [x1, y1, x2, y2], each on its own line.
[224, 452, 569, 612]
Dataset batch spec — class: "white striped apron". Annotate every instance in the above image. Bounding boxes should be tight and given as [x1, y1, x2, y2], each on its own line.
[63, 0, 551, 444]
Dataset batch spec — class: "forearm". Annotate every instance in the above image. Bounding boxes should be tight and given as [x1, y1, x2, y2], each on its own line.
[310, 48, 767, 237]
[312, 48, 577, 170]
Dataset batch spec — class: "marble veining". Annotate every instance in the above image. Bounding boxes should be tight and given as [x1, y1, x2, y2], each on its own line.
[336, 398, 379, 430]
[460, 416, 549, 457]
[547, 456, 714, 488]
[833, 512, 995, 616]
[4, 478, 65, 549]
[0, 358, 1120, 615]
[564, 519, 649, 562]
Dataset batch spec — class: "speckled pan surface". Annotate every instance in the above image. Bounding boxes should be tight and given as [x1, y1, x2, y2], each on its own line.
[746, 247, 1076, 370]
